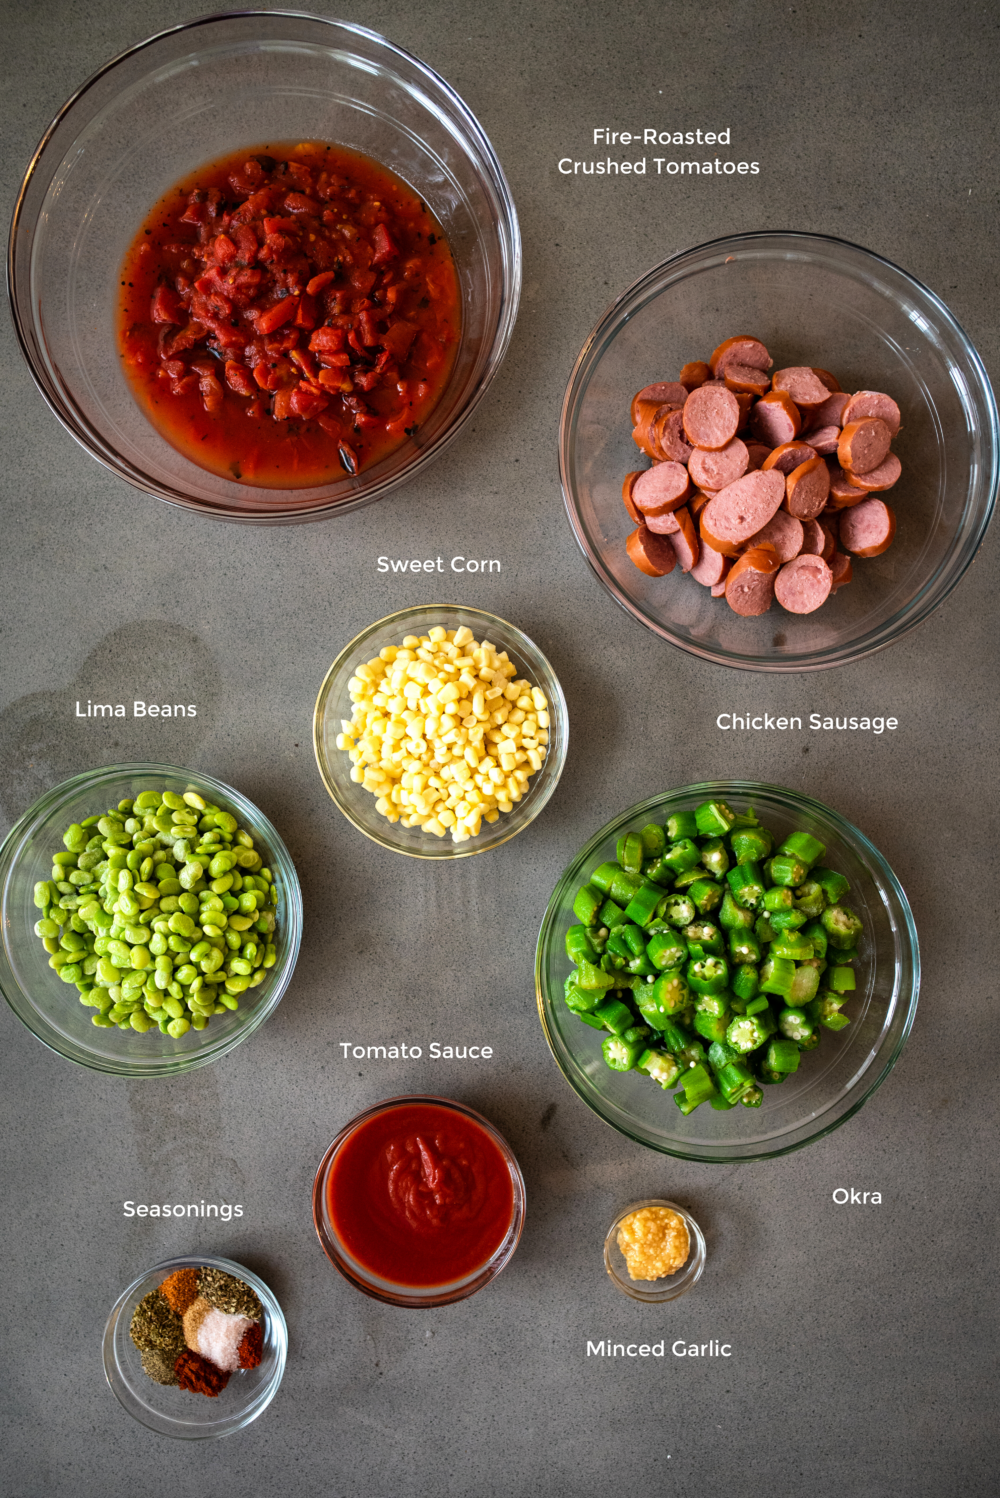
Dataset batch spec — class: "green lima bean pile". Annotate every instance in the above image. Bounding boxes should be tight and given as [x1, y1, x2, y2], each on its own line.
[33, 787, 278, 1038]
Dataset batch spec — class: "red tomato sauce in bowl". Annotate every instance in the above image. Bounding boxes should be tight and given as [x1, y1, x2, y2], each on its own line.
[117, 143, 460, 489]
[315, 1098, 523, 1301]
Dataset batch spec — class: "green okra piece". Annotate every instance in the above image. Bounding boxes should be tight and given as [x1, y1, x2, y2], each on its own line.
[572, 883, 603, 925]
[813, 867, 850, 903]
[821, 904, 864, 950]
[695, 800, 737, 837]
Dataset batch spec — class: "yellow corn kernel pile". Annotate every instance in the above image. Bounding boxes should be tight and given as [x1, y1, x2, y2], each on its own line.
[335, 625, 550, 844]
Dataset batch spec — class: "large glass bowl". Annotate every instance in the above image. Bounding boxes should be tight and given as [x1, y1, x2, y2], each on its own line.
[103, 1254, 287, 1438]
[313, 605, 568, 859]
[560, 232, 998, 671]
[0, 764, 302, 1075]
[535, 782, 920, 1161]
[312, 1094, 526, 1307]
[8, 10, 520, 523]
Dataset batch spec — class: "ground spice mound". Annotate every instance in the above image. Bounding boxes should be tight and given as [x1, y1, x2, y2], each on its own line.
[238, 1322, 264, 1370]
[174, 1347, 231, 1397]
[140, 1347, 181, 1387]
[198, 1267, 262, 1320]
[160, 1267, 199, 1315]
[129, 1289, 186, 1357]
[182, 1296, 214, 1350]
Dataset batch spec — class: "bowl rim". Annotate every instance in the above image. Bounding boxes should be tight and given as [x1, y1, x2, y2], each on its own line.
[603, 1198, 706, 1303]
[311, 1092, 526, 1307]
[535, 779, 921, 1162]
[0, 761, 302, 1076]
[7, 8, 522, 524]
[313, 603, 569, 859]
[102, 1251, 287, 1438]
[559, 228, 999, 672]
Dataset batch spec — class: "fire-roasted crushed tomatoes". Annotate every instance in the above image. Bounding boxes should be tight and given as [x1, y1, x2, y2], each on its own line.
[118, 143, 460, 488]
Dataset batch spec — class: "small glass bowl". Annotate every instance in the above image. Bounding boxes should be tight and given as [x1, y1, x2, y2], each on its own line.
[536, 781, 920, 1162]
[312, 1094, 526, 1307]
[604, 1199, 706, 1303]
[0, 763, 302, 1075]
[560, 231, 998, 671]
[313, 605, 568, 858]
[9, 11, 520, 523]
[103, 1254, 287, 1439]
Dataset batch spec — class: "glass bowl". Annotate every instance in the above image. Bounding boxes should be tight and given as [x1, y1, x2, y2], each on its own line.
[603, 1199, 706, 1304]
[9, 10, 520, 523]
[535, 781, 920, 1162]
[103, 1253, 287, 1439]
[559, 231, 998, 671]
[312, 1094, 526, 1307]
[313, 605, 568, 858]
[0, 763, 302, 1075]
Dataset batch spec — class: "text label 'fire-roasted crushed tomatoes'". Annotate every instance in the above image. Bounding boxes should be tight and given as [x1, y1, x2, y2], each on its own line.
[118, 143, 460, 489]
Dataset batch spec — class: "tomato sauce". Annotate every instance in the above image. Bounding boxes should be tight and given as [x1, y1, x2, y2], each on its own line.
[117, 142, 460, 489]
[327, 1102, 516, 1287]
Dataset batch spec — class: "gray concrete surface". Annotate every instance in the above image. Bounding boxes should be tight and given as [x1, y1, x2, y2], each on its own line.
[1, 2, 998, 1495]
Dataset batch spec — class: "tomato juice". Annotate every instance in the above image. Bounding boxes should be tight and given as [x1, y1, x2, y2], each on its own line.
[117, 142, 460, 489]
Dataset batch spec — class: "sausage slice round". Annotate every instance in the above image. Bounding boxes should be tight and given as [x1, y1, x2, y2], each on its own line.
[631, 382, 688, 425]
[841, 390, 901, 438]
[748, 509, 804, 563]
[679, 361, 712, 391]
[724, 363, 771, 397]
[771, 366, 832, 408]
[838, 418, 891, 475]
[626, 525, 677, 576]
[750, 391, 802, 446]
[709, 336, 772, 376]
[683, 385, 741, 450]
[622, 471, 643, 523]
[803, 425, 840, 455]
[845, 452, 901, 493]
[654, 407, 694, 464]
[632, 461, 691, 516]
[774, 555, 833, 614]
[838, 498, 897, 557]
[690, 539, 729, 588]
[806, 390, 850, 430]
[830, 550, 853, 592]
[745, 442, 772, 471]
[701, 469, 786, 553]
[689, 437, 749, 493]
[725, 546, 780, 616]
[812, 368, 842, 393]
[762, 441, 819, 475]
[667, 506, 700, 572]
[784, 456, 831, 520]
[827, 463, 868, 508]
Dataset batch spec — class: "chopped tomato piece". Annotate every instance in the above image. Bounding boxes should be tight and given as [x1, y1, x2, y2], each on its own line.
[255, 297, 300, 335]
[371, 223, 399, 265]
[151, 285, 184, 324]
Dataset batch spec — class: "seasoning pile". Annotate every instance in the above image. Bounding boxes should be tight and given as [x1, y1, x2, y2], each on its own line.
[129, 1265, 265, 1396]
[33, 785, 279, 1036]
[335, 624, 550, 844]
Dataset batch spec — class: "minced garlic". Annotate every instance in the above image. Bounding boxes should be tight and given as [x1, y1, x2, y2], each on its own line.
[617, 1206, 690, 1281]
[335, 625, 549, 844]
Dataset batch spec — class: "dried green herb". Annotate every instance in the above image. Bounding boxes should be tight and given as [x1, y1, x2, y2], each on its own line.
[198, 1267, 262, 1321]
[129, 1289, 185, 1358]
[140, 1347, 181, 1386]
